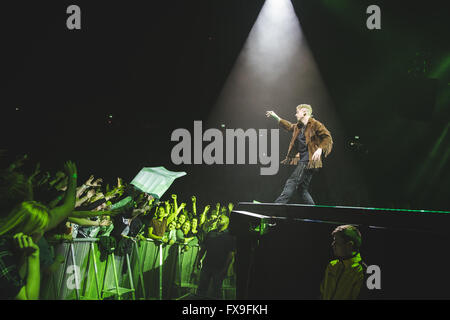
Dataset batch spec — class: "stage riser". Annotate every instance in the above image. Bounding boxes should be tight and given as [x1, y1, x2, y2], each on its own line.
[234, 203, 450, 234]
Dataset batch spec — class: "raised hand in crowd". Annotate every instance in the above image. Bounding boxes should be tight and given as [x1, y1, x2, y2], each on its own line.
[48, 233, 73, 243]
[99, 219, 112, 227]
[90, 178, 103, 187]
[27, 162, 41, 184]
[83, 175, 102, 187]
[7, 154, 28, 172]
[75, 188, 96, 208]
[12, 232, 41, 300]
[179, 203, 187, 220]
[165, 200, 171, 215]
[68, 217, 111, 228]
[45, 161, 77, 232]
[171, 194, 178, 212]
[228, 202, 234, 214]
[199, 204, 210, 226]
[13, 232, 40, 257]
[36, 171, 51, 187]
[85, 175, 95, 185]
[76, 175, 93, 198]
[220, 206, 228, 217]
[49, 171, 66, 188]
[90, 191, 105, 203]
[191, 196, 197, 216]
[86, 189, 96, 199]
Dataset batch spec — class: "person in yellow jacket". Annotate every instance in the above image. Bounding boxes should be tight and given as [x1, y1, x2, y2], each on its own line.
[320, 225, 365, 300]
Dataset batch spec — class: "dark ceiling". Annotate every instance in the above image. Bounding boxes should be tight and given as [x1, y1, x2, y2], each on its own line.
[1, 0, 449, 210]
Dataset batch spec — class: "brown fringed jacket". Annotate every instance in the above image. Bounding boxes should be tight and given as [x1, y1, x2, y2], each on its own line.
[279, 117, 333, 169]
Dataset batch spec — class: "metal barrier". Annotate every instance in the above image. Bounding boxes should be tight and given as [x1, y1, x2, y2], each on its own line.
[40, 237, 235, 300]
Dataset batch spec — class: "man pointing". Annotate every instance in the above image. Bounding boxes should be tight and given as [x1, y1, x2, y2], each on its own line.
[266, 104, 333, 204]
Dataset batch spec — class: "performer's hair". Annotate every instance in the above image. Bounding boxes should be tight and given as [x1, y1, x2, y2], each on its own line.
[296, 104, 313, 116]
[332, 224, 362, 251]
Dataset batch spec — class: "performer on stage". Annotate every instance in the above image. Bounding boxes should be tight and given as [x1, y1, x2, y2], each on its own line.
[266, 104, 333, 204]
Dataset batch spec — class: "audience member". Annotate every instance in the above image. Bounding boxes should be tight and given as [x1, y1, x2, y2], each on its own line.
[0, 150, 238, 300]
[194, 214, 235, 299]
[0, 201, 50, 299]
[320, 224, 365, 300]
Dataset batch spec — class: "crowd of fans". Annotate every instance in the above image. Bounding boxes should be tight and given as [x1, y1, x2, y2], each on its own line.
[0, 151, 235, 300]
[1, 151, 368, 300]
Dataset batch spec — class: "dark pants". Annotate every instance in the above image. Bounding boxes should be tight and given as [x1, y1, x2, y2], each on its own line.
[275, 162, 315, 204]
[196, 266, 225, 299]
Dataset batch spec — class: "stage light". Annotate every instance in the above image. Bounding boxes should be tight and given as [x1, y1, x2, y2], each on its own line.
[348, 135, 368, 155]
[205, 0, 368, 205]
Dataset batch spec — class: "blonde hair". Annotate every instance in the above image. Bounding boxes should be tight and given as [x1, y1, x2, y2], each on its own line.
[296, 104, 313, 116]
[0, 201, 50, 236]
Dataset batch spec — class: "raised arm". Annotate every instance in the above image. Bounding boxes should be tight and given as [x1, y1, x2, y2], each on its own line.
[191, 196, 197, 216]
[215, 203, 221, 214]
[14, 233, 40, 300]
[47, 194, 64, 209]
[69, 209, 120, 219]
[165, 200, 171, 215]
[266, 110, 295, 132]
[76, 175, 94, 198]
[68, 217, 96, 227]
[228, 202, 234, 215]
[171, 194, 178, 213]
[46, 161, 77, 232]
[199, 205, 210, 226]
[68, 217, 111, 227]
[167, 202, 185, 225]
[7, 154, 28, 172]
[75, 189, 96, 208]
[265, 110, 280, 123]
[27, 162, 41, 185]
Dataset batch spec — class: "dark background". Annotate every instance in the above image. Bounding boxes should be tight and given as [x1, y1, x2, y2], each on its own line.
[1, 0, 449, 211]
